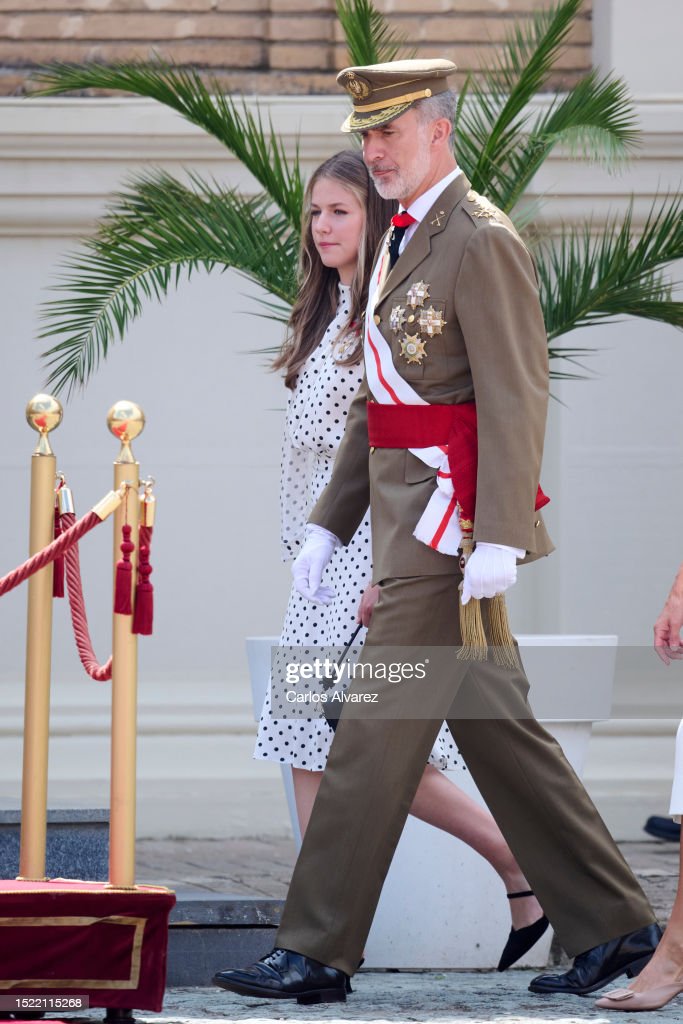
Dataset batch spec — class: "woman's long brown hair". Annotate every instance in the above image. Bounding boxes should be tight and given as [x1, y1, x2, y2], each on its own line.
[273, 150, 395, 389]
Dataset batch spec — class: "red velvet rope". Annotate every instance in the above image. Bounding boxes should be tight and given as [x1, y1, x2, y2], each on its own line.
[60, 512, 113, 682]
[0, 510, 101, 598]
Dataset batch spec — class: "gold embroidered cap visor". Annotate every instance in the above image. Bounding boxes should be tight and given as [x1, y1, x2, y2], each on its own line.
[337, 59, 456, 133]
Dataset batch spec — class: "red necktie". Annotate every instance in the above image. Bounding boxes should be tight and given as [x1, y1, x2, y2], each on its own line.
[388, 212, 417, 269]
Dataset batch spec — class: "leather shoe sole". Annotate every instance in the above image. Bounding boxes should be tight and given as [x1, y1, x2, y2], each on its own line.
[213, 972, 346, 1005]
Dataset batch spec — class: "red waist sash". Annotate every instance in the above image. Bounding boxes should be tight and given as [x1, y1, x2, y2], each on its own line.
[366, 400, 549, 519]
[367, 401, 456, 448]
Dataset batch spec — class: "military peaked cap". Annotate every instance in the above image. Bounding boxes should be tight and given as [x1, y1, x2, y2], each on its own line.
[337, 58, 456, 133]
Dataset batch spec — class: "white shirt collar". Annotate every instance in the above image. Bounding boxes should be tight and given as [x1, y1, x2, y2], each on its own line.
[400, 166, 462, 224]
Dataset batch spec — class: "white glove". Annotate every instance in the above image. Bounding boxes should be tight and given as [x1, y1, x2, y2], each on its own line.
[292, 525, 340, 604]
[461, 543, 524, 605]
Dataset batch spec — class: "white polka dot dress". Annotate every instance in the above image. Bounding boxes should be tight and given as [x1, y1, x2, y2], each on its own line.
[255, 283, 464, 772]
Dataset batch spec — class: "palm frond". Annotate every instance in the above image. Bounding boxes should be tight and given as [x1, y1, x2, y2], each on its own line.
[498, 73, 638, 210]
[457, 0, 583, 191]
[535, 196, 683, 341]
[31, 60, 303, 228]
[248, 294, 295, 326]
[30, 0, 682, 397]
[547, 345, 595, 382]
[39, 171, 298, 395]
[455, 0, 638, 210]
[335, 0, 412, 66]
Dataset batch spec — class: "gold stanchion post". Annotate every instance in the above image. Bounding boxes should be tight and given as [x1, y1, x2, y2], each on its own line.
[107, 400, 145, 889]
[19, 394, 63, 880]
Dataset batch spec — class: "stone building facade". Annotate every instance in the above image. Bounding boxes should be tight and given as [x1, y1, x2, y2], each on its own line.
[0, 0, 592, 96]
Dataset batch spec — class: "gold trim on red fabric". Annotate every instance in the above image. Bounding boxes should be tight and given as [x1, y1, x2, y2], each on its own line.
[0, 915, 145, 990]
[0, 882, 174, 896]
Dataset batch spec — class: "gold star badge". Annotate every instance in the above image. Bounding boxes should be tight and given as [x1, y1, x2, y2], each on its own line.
[400, 333, 427, 364]
[419, 306, 447, 337]
[406, 281, 430, 308]
[466, 190, 500, 221]
[390, 304, 407, 333]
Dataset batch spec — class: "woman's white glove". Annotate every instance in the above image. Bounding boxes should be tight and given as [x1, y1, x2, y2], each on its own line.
[292, 525, 340, 603]
[461, 543, 524, 605]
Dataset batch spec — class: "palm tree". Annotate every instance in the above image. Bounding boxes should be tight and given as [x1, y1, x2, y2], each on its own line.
[32, 0, 682, 396]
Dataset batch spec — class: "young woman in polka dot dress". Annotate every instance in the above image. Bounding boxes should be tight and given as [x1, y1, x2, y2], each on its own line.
[255, 151, 547, 967]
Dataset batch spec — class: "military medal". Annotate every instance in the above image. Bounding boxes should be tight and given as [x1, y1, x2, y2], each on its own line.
[400, 333, 427, 364]
[418, 306, 447, 337]
[406, 280, 430, 308]
[389, 304, 407, 333]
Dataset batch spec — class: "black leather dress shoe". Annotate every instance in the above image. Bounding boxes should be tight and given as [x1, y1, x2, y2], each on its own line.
[213, 947, 348, 1005]
[529, 922, 662, 995]
[644, 815, 681, 842]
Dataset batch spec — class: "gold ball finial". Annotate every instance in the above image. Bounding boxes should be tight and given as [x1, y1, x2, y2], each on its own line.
[26, 393, 63, 456]
[107, 400, 145, 464]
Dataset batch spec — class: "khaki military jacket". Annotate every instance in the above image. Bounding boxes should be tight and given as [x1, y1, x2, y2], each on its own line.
[310, 172, 554, 583]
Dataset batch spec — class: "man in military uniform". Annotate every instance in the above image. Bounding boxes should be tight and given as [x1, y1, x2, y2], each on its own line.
[214, 59, 660, 1004]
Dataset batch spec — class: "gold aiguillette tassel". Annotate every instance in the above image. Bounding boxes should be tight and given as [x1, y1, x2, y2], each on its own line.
[457, 532, 487, 662]
[489, 593, 520, 670]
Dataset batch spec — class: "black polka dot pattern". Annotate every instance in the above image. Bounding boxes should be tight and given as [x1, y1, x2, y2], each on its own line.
[255, 284, 464, 773]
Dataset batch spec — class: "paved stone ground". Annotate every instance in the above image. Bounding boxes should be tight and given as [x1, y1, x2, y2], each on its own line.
[133, 835, 683, 1021]
[136, 837, 680, 924]
[37, 836, 681, 1024]
[136, 834, 296, 900]
[142, 970, 683, 1023]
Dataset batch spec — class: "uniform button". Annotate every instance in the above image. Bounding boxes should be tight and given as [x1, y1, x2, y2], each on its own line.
[374, 314, 381, 325]
[534, 519, 541, 527]
[370, 446, 376, 454]
[408, 315, 415, 323]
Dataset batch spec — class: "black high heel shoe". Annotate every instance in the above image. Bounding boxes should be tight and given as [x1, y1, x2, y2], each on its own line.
[497, 889, 549, 972]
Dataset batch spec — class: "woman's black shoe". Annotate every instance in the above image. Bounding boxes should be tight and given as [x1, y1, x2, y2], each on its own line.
[497, 889, 549, 972]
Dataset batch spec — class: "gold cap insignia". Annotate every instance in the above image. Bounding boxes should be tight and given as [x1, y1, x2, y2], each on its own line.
[341, 70, 372, 100]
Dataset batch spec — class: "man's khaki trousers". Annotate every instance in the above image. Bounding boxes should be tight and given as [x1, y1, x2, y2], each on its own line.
[276, 574, 656, 975]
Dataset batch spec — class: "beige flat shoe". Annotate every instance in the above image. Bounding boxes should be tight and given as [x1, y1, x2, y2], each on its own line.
[595, 983, 683, 1011]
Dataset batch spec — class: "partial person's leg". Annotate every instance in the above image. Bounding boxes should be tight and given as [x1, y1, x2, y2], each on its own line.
[292, 767, 323, 836]
[293, 760, 541, 930]
[410, 764, 542, 930]
[278, 574, 655, 973]
[628, 836, 683, 990]
[445, 616, 656, 958]
[627, 719, 683, 991]
[276, 575, 468, 975]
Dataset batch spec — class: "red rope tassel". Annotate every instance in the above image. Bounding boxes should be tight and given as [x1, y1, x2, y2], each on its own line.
[52, 506, 65, 598]
[114, 523, 134, 615]
[132, 524, 153, 635]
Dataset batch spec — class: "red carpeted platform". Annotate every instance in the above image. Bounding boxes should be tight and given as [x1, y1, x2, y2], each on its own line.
[0, 879, 175, 1011]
